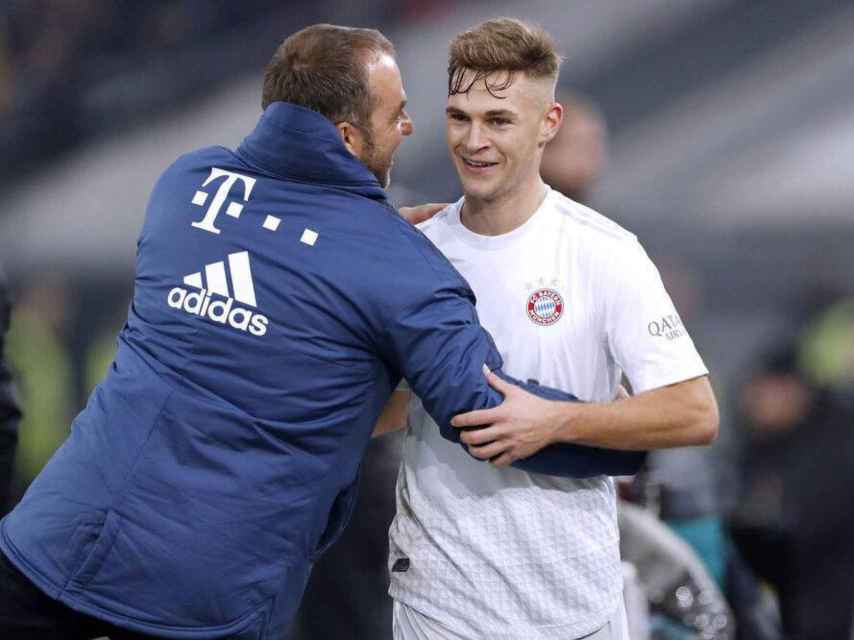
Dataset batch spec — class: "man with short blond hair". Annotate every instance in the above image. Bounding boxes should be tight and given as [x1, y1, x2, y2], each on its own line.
[386, 18, 718, 640]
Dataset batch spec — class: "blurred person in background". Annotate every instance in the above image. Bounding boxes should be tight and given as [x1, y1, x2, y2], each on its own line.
[540, 89, 770, 639]
[2, 279, 74, 497]
[542, 88, 729, 564]
[384, 18, 717, 640]
[539, 92, 607, 203]
[799, 295, 854, 391]
[618, 500, 733, 640]
[0, 265, 21, 517]
[543, 90, 725, 585]
[729, 339, 854, 640]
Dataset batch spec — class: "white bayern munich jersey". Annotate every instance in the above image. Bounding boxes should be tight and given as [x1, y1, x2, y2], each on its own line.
[388, 187, 709, 639]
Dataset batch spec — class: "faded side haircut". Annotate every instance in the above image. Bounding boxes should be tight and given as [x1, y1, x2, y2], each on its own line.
[262, 24, 395, 128]
[448, 17, 561, 97]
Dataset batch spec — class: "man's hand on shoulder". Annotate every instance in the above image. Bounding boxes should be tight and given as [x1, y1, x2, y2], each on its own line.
[451, 370, 574, 467]
[398, 203, 447, 225]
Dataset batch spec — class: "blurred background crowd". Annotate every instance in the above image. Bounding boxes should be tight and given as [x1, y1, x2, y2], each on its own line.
[2, 1, 854, 639]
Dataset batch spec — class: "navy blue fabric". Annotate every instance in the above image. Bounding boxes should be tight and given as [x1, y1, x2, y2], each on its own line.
[486, 372, 646, 477]
[0, 103, 641, 639]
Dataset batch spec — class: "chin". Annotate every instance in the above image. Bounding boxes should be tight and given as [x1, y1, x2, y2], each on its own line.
[371, 168, 391, 188]
[460, 179, 499, 202]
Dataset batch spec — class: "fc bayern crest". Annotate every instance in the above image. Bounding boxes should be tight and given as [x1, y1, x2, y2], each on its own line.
[527, 288, 564, 326]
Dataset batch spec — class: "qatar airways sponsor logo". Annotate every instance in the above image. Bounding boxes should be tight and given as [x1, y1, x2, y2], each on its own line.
[647, 313, 684, 340]
[168, 250, 269, 337]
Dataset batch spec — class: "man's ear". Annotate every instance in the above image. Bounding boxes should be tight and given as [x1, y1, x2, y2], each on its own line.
[336, 121, 365, 158]
[539, 102, 564, 147]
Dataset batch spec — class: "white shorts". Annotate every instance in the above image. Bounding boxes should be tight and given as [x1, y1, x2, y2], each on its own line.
[392, 600, 630, 640]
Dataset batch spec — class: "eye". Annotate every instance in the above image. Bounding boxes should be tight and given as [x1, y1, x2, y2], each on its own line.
[489, 117, 511, 127]
[449, 112, 468, 122]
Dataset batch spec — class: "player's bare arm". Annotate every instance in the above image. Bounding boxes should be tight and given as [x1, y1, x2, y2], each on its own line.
[452, 370, 718, 467]
[373, 390, 411, 437]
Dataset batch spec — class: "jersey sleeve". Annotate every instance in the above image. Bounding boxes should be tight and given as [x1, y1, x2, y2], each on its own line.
[603, 241, 708, 393]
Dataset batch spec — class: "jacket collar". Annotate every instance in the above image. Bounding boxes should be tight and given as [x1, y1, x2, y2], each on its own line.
[236, 102, 388, 203]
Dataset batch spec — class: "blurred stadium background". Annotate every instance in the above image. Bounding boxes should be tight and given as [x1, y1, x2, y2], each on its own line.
[2, 1, 854, 638]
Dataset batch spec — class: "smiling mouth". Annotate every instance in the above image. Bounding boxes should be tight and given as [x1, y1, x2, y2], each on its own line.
[461, 157, 498, 169]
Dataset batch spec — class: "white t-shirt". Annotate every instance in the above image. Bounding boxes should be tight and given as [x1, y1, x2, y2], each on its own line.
[388, 188, 708, 639]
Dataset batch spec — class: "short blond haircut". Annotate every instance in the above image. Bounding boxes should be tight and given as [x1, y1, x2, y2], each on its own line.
[448, 18, 561, 96]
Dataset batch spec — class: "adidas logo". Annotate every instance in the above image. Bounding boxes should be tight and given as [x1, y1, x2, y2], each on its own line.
[167, 251, 269, 337]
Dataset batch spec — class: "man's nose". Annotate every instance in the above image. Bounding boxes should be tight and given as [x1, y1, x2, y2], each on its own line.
[464, 123, 486, 150]
[401, 112, 414, 136]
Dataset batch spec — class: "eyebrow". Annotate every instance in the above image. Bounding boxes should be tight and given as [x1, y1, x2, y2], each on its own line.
[445, 107, 517, 119]
[484, 109, 516, 118]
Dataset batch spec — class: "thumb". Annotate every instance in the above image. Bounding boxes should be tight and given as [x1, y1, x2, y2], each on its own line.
[484, 367, 514, 395]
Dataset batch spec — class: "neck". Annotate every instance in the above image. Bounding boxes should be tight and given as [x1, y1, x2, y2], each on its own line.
[461, 177, 548, 236]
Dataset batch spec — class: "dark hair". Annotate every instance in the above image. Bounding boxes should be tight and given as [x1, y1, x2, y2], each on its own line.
[448, 18, 561, 97]
[262, 24, 395, 128]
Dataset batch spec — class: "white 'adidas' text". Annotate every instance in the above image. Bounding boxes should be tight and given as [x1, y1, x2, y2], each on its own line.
[167, 288, 269, 336]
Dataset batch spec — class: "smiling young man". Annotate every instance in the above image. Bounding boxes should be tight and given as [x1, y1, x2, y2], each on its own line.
[385, 18, 718, 640]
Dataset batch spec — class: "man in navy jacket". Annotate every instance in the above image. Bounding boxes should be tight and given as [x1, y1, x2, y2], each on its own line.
[0, 25, 639, 640]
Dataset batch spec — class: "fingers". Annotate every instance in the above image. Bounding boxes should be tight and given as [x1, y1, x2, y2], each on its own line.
[460, 426, 500, 445]
[420, 202, 447, 216]
[451, 369, 515, 428]
[485, 369, 514, 395]
[451, 408, 500, 428]
[398, 203, 448, 225]
[490, 453, 514, 468]
[467, 439, 510, 461]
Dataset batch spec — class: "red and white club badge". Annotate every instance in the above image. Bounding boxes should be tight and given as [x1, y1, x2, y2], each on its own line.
[527, 288, 564, 326]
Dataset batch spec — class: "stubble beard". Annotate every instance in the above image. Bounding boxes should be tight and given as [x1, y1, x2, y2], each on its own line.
[360, 128, 392, 189]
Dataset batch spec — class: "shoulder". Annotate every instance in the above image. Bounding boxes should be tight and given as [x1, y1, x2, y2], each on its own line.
[551, 191, 657, 293]
[150, 147, 236, 194]
[332, 200, 469, 301]
[545, 191, 652, 280]
[395, 211, 467, 285]
[415, 200, 462, 246]
[547, 190, 638, 247]
[165, 146, 234, 173]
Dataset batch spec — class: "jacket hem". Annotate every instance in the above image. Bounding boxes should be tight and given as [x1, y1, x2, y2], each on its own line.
[0, 520, 265, 639]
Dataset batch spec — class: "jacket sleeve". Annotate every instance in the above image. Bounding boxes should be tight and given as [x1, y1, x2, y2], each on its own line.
[378, 224, 645, 478]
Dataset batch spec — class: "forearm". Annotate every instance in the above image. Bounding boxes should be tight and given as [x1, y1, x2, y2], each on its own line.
[555, 376, 718, 450]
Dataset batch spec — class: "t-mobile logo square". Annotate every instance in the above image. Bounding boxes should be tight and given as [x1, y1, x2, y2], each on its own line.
[190, 168, 257, 235]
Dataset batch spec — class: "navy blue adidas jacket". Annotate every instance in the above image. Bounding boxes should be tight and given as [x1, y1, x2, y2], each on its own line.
[0, 103, 641, 639]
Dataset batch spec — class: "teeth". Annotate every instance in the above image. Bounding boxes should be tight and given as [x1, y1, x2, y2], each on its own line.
[464, 159, 494, 167]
